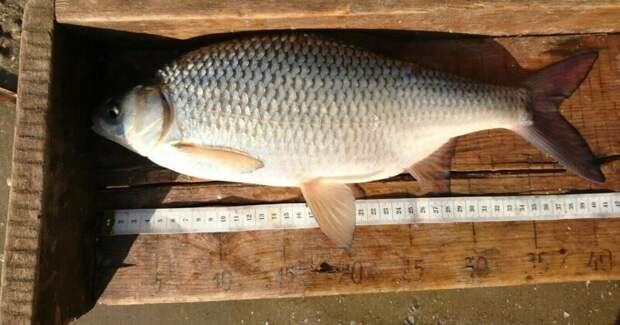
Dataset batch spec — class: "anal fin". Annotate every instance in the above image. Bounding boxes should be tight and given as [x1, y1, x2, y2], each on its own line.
[300, 179, 356, 248]
[406, 138, 457, 193]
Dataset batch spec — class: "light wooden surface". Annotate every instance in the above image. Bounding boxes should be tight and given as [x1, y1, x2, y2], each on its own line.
[98, 219, 620, 304]
[0, 0, 52, 323]
[55, 0, 620, 40]
[95, 33, 620, 305]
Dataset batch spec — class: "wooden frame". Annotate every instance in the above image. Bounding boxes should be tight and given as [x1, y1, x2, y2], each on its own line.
[56, 0, 620, 40]
[0, 0, 54, 323]
[1, 1, 96, 323]
[2, 0, 620, 323]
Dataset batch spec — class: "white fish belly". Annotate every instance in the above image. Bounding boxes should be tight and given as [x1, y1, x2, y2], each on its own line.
[152, 33, 530, 186]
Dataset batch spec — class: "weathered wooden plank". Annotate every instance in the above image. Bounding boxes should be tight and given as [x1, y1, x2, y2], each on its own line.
[35, 24, 100, 325]
[55, 0, 620, 40]
[1, 0, 100, 324]
[99, 162, 620, 210]
[0, 1, 52, 324]
[98, 218, 620, 304]
[0, 86, 16, 104]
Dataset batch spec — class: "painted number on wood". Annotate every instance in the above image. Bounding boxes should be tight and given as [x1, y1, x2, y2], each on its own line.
[278, 265, 296, 287]
[465, 256, 490, 277]
[401, 259, 425, 282]
[527, 252, 549, 271]
[351, 261, 363, 284]
[587, 250, 613, 271]
[213, 271, 232, 291]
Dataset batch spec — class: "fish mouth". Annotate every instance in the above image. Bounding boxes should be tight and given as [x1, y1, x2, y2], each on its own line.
[91, 121, 134, 152]
[91, 122, 104, 136]
[91, 116, 111, 138]
[91, 102, 108, 136]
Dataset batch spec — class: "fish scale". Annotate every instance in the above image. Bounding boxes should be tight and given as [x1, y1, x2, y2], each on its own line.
[93, 34, 604, 246]
[160, 34, 526, 181]
[155, 32, 527, 186]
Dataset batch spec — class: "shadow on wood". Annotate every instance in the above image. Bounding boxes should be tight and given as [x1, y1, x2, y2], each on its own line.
[323, 30, 529, 86]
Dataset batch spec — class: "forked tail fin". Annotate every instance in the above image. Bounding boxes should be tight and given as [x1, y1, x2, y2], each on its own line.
[511, 52, 605, 183]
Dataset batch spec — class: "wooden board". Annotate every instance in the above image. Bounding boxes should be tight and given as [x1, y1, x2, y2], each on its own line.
[0, 0, 53, 323]
[98, 220, 620, 304]
[0, 0, 98, 324]
[55, 0, 620, 40]
[95, 33, 620, 305]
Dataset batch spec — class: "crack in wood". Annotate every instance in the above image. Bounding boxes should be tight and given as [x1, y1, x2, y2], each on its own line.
[533, 221, 539, 249]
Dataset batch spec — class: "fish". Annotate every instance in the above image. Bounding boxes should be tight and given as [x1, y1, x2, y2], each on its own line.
[92, 33, 605, 248]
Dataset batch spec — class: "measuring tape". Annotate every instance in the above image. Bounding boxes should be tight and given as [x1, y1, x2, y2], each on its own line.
[102, 193, 620, 236]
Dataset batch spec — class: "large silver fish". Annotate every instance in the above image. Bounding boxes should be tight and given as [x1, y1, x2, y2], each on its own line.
[92, 33, 604, 247]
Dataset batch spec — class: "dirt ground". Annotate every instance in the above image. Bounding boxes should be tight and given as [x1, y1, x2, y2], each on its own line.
[0, 1, 619, 324]
[73, 282, 620, 324]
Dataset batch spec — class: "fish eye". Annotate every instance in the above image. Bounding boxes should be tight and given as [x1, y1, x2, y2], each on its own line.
[108, 106, 120, 119]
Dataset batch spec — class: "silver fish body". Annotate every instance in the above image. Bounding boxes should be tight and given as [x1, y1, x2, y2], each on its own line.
[92, 33, 603, 247]
[152, 33, 529, 186]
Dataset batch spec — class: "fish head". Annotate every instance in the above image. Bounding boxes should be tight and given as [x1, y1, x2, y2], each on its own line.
[92, 85, 169, 156]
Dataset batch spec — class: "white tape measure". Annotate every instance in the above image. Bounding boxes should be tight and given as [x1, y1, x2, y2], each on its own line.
[103, 193, 620, 236]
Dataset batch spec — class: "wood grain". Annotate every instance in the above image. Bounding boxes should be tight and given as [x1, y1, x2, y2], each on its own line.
[96, 33, 620, 305]
[0, 0, 52, 324]
[55, 0, 620, 40]
[98, 164, 620, 210]
[1, 1, 99, 324]
[0, 86, 16, 104]
[37, 28, 100, 324]
[98, 219, 620, 304]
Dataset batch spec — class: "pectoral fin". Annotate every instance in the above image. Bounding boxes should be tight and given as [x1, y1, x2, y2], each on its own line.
[406, 138, 457, 193]
[300, 179, 356, 248]
[172, 143, 263, 173]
